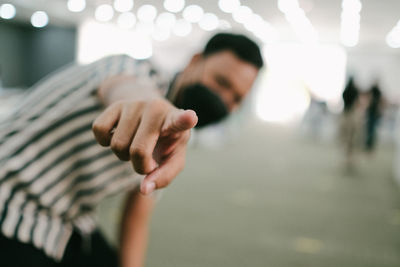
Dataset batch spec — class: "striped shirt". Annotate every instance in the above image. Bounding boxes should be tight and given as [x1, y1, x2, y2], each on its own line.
[0, 55, 169, 260]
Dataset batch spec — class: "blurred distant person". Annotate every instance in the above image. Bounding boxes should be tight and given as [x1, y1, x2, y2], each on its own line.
[365, 83, 384, 152]
[339, 77, 364, 171]
[0, 33, 263, 267]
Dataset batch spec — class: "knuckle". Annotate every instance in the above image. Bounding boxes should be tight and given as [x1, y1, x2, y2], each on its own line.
[129, 146, 152, 174]
[134, 100, 146, 108]
[129, 145, 147, 161]
[148, 99, 169, 113]
[149, 98, 166, 107]
[92, 122, 110, 146]
[111, 139, 128, 157]
[92, 121, 105, 134]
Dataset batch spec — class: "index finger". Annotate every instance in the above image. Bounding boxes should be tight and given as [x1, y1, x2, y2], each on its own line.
[140, 148, 186, 195]
[161, 109, 197, 136]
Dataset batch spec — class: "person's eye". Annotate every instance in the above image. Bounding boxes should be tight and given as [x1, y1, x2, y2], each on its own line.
[215, 76, 229, 88]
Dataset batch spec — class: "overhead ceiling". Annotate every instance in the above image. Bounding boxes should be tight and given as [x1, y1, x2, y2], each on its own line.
[1, 0, 399, 51]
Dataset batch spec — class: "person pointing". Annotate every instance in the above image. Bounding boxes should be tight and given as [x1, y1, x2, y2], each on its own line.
[0, 33, 263, 267]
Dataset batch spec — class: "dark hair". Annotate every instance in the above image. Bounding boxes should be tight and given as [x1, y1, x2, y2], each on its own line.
[203, 33, 264, 69]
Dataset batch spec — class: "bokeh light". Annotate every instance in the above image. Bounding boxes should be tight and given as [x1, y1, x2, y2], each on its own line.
[183, 5, 204, 23]
[198, 13, 219, 31]
[137, 4, 157, 23]
[31, 11, 49, 28]
[163, 0, 185, 13]
[113, 0, 134, 13]
[67, 0, 86, 13]
[117, 12, 136, 29]
[95, 4, 114, 22]
[0, 3, 16, 20]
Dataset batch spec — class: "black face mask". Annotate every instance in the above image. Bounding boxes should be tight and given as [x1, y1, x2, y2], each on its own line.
[175, 83, 229, 128]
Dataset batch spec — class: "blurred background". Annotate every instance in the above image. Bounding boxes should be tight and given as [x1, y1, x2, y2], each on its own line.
[1, 0, 400, 266]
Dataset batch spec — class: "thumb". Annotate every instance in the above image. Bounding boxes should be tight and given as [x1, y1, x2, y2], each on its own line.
[162, 109, 198, 135]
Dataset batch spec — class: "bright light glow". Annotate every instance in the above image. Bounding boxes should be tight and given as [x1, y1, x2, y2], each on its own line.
[155, 12, 176, 30]
[253, 21, 279, 43]
[152, 26, 170, 41]
[137, 4, 157, 22]
[243, 14, 263, 32]
[131, 35, 152, 60]
[163, 0, 185, 13]
[342, 0, 362, 12]
[277, 0, 318, 43]
[117, 12, 136, 29]
[340, 0, 361, 47]
[218, 0, 240, 13]
[95, 4, 114, 22]
[67, 0, 86, 13]
[386, 34, 400, 48]
[31, 11, 49, 28]
[219, 19, 231, 30]
[256, 44, 346, 123]
[278, 0, 300, 13]
[198, 13, 219, 31]
[173, 19, 192, 36]
[78, 20, 152, 63]
[183, 5, 203, 23]
[0, 3, 16, 19]
[232, 5, 252, 24]
[136, 21, 155, 36]
[386, 24, 400, 48]
[113, 0, 134, 13]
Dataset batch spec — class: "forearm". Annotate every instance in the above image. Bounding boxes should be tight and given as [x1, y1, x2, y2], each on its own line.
[120, 188, 155, 267]
[98, 75, 163, 106]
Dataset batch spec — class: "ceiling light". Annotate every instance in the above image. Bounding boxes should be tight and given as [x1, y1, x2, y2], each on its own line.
[0, 3, 16, 20]
[243, 14, 264, 32]
[155, 12, 176, 30]
[198, 13, 218, 31]
[137, 5, 157, 22]
[278, 0, 318, 43]
[253, 23, 278, 43]
[113, 0, 134, 13]
[117, 12, 136, 28]
[31, 11, 49, 28]
[386, 33, 400, 49]
[152, 26, 171, 41]
[278, 0, 300, 14]
[340, 0, 361, 47]
[386, 24, 400, 48]
[95, 4, 114, 22]
[232, 5, 252, 24]
[183, 5, 203, 23]
[218, 0, 240, 13]
[163, 0, 185, 13]
[341, 0, 362, 13]
[67, 0, 86, 13]
[173, 19, 192, 36]
[136, 21, 155, 36]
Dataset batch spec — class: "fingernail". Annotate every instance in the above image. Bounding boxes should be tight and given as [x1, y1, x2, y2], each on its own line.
[144, 182, 156, 195]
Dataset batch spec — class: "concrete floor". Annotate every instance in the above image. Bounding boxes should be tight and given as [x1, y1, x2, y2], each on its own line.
[98, 121, 400, 267]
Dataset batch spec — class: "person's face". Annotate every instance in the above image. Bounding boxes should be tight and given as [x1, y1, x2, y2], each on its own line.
[180, 50, 259, 112]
